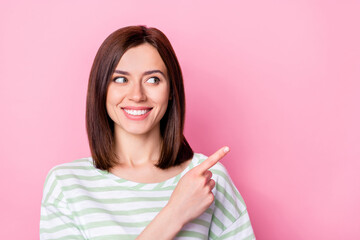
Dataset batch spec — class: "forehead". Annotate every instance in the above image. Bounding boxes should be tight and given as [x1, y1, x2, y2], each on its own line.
[115, 43, 167, 73]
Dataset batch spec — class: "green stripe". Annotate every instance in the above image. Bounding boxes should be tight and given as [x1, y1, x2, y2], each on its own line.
[53, 192, 64, 207]
[131, 183, 146, 190]
[209, 229, 217, 239]
[212, 169, 245, 206]
[205, 208, 213, 215]
[215, 199, 236, 222]
[43, 168, 56, 189]
[190, 218, 211, 228]
[212, 214, 226, 231]
[176, 230, 206, 238]
[128, 183, 176, 191]
[217, 220, 252, 240]
[67, 195, 169, 204]
[42, 205, 213, 225]
[72, 158, 90, 163]
[153, 181, 165, 190]
[172, 173, 182, 184]
[230, 184, 245, 207]
[62, 184, 121, 192]
[216, 183, 241, 215]
[44, 177, 58, 203]
[40, 222, 79, 234]
[41, 213, 56, 221]
[92, 234, 137, 240]
[39, 234, 84, 240]
[83, 218, 217, 232]
[211, 170, 232, 186]
[243, 233, 256, 240]
[114, 178, 127, 183]
[62, 183, 176, 192]
[188, 160, 194, 169]
[55, 166, 95, 170]
[83, 220, 150, 230]
[57, 174, 105, 181]
[76, 207, 162, 217]
[42, 207, 162, 221]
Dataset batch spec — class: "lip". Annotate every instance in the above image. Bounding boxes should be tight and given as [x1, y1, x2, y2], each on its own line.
[121, 107, 152, 121]
[122, 106, 153, 110]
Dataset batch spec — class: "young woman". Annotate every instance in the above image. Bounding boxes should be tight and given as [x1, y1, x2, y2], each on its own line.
[40, 25, 255, 240]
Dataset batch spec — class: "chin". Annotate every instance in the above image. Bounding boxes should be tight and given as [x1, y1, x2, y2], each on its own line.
[120, 125, 156, 136]
[126, 129, 151, 136]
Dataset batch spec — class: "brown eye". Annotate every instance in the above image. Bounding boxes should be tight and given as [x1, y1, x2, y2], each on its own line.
[114, 77, 127, 83]
[146, 77, 160, 84]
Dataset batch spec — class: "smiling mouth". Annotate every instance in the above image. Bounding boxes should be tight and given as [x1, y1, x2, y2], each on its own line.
[121, 107, 153, 116]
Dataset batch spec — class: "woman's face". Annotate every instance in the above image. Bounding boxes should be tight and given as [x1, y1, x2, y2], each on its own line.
[106, 43, 170, 137]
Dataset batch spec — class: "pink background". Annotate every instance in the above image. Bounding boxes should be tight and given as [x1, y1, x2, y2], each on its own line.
[1, 1, 359, 239]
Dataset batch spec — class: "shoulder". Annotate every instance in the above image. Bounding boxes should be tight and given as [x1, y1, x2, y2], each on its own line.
[43, 157, 101, 187]
[44, 157, 95, 179]
[41, 157, 97, 203]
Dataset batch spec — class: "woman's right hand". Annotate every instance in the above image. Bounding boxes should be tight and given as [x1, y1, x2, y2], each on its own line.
[166, 146, 230, 226]
[136, 147, 230, 240]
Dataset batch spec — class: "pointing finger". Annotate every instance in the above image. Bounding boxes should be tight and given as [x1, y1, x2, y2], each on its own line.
[195, 146, 230, 174]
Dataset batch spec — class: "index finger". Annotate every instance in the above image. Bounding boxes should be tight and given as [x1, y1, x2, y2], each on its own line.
[195, 146, 230, 174]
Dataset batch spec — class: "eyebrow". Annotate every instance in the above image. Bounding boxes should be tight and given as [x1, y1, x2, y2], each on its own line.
[114, 69, 166, 78]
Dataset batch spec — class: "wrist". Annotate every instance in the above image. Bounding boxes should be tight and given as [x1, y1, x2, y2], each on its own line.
[162, 203, 186, 233]
[137, 203, 185, 240]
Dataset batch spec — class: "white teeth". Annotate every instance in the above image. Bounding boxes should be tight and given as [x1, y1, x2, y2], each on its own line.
[124, 109, 150, 116]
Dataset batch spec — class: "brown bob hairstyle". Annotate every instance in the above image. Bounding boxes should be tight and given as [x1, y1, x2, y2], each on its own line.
[86, 25, 193, 171]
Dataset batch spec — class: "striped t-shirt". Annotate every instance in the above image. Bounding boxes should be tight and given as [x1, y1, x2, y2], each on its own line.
[40, 153, 255, 240]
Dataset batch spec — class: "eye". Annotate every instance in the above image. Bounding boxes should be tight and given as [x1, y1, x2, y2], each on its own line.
[147, 77, 160, 84]
[113, 77, 127, 83]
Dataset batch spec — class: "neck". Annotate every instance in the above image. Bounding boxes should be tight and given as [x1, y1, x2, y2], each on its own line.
[113, 125, 163, 168]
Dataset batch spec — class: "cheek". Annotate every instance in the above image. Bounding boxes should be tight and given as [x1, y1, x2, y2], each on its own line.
[105, 101, 116, 122]
[157, 96, 170, 119]
[148, 85, 170, 106]
[106, 87, 124, 106]
[106, 88, 123, 119]
[149, 93, 169, 110]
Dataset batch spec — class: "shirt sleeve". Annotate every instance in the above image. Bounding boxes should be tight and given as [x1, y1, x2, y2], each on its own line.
[209, 162, 255, 240]
[40, 168, 85, 240]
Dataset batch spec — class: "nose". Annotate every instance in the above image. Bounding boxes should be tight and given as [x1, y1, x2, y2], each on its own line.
[128, 82, 146, 102]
